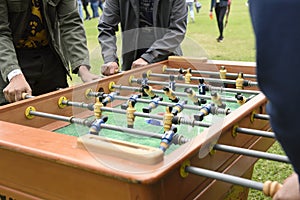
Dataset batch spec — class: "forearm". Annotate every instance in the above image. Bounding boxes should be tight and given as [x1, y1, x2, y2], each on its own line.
[57, 0, 90, 73]
[0, 1, 21, 83]
[97, 0, 120, 64]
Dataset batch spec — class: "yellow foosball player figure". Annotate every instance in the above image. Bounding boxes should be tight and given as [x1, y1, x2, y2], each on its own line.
[211, 91, 226, 108]
[94, 97, 104, 119]
[163, 87, 180, 103]
[219, 66, 227, 79]
[235, 93, 249, 105]
[184, 68, 192, 84]
[126, 100, 136, 128]
[163, 106, 174, 132]
[184, 87, 200, 106]
[142, 85, 158, 99]
[236, 72, 244, 90]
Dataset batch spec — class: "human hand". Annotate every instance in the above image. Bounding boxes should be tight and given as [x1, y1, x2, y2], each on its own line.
[132, 58, 148, 69]
[101, 62, 119, 76]
[273, 173, 300, 200]
[3, 74, 32, 103]
[78, 65, 100, 82]
[209, 11, 213, 20]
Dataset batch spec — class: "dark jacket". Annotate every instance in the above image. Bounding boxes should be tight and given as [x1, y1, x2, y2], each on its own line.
[210, 0, 228, 11]
[250, 0, 300, 181]
[0, 0, 90, 83]
[98, 0, 187, 71]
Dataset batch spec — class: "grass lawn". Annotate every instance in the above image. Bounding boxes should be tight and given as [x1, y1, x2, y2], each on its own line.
[75, 1, 293, 199]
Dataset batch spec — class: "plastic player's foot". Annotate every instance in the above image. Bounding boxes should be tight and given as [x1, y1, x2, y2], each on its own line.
[142, 107, 151, 113]
[194, 114, 204, 121]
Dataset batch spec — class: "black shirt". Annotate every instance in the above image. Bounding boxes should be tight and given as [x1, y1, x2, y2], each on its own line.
[139, 0, 154, 27]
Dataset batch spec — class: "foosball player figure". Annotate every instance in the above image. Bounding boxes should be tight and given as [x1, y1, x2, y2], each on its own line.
[235, 93, 247, 105]
[172, 100, 187, 116]
[89, 116, 108, 135]
[184, 87, 200, 106]
[142, 85, 158, 99]
[142, 96, 163, 113]
[159, 127, 178, 152]
[194, 104, 213, 121]
[184, 68, 192, 84]
[163, 87, 180, 103]
[121, 94, 141, 109]
[168, 75, 176, 91]
[198, 78, 207, 104]
[236, 72, 244, 90]
[137, 73, 149, 97]
[102, 92, 117, 106]
[94, 96, 104, 119]
[219, 66, 227, 80]
[211, 91, 226, 108]
[126, 100, 136, 128]
[163, 106, 174, 132]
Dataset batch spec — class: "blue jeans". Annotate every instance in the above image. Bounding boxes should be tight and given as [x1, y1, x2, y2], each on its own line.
[77, 0, 83, 20]
[186, 2, 195, 22]
[90, 1, 99, 18]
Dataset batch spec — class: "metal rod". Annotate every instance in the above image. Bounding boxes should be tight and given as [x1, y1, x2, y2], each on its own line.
[253, 113, 270, 121]
[63, 100, 94, 111]
[164, 67, 257, 79]
[106, 94, 204, 111]
[100, 107, 211, 128]
[29, 110, 192, 144]
[149, 72, 258, 87]
[113, 84, 237, 103]
[131, 78, 259, 95]
[29, 110, 92, 126]
[185, 166, 263, 191]
[236, 127, 275, 138]
[100, 124, 163, 139]
[213, 144, 290, 163]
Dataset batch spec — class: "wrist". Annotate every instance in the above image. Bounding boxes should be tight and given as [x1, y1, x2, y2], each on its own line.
[7, 69, 23, 82]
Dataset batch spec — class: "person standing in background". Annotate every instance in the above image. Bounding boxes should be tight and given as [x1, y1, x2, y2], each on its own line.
[78, 0, 84, 20]
[90, 0, 99, 18]
[0, 0, 99, 105]
[209, 0, 229, 42]
[98, 0, 103, 12]
[186, 0, 195, 23]
[250, 0, 300, 199]
[82, 0, 92, 20]
[98, 0, 187, 76]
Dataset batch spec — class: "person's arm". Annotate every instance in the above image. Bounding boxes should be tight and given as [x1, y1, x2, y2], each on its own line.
[0, 1, 32, 103]
[140, 0, 187, 64]
[250, 1, 300, 198]
[210, 0, 216, 12]
[273, 173, 300, 200]
[97, 0, 120, 66]
[57, 0, 99, 82]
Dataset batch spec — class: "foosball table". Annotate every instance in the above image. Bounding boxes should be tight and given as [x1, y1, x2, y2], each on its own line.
[0, 57, 286, 199]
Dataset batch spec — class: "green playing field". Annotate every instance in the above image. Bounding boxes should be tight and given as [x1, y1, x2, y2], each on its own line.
[55, 88, 250, 154]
